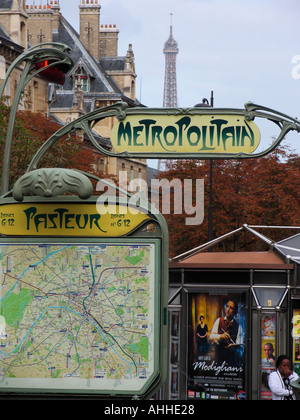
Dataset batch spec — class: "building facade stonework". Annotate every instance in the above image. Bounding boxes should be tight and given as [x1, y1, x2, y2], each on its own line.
[0, 0, 48, 114]
[0, 0, 146, 181]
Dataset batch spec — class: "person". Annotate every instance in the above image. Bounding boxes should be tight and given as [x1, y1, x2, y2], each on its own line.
[262, 315, 275, 337]
[170, 370, 178, 394]
[262, 342, 275, 367]
[210, 298, 243, 366]
[171, 341, 179, 364]
[268, 355, 299, 400]
[171, 313, 179, 336]
[196, 315, 208, 358]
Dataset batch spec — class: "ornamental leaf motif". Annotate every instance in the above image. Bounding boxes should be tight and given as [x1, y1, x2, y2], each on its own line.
[12, 168, 93, 201]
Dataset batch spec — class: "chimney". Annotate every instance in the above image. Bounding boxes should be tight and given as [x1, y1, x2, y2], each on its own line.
[100, 24, 119, 57]
[79, 0, 101, 61]
[26, 0, 58, 46]
[50, 0, 60, 32]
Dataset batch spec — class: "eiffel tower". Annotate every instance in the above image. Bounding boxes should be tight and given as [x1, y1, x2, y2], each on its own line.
[163, 14, 179, 107]
[158, 14, 179, 171]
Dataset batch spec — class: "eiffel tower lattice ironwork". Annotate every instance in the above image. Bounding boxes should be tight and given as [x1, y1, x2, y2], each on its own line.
[159, 15, 179, 170]
[163, 14, 179, 108]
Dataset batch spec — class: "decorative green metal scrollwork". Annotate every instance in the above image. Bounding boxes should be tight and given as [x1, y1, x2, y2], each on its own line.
[12, 168, 93, 201]
[26, 101, 300, 173]
[0, 42, 73, 195]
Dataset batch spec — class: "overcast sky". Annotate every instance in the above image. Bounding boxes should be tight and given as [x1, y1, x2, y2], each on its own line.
[59, 0, 300, 155]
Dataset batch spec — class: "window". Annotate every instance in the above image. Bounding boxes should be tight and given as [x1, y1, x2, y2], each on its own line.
[74, 66, 89, 92]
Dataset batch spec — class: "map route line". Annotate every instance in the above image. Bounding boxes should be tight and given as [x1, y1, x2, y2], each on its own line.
[83, 301, 138, 375]
[108, 349, 123, 377]
[4, 273, 48, 297]
[0, 243, 153, 390]
[0, 305, 86, 356]
[2, 274, 90, 318]
[79, 250, 139, 375]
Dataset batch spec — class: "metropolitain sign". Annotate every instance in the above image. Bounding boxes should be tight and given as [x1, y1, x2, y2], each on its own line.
[27, 102, 300, 170]
[111, 114, 261, 155]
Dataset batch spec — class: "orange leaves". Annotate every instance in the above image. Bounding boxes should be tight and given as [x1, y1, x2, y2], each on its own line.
[0, 104, 99, 190]
[158, 147, 300, 257]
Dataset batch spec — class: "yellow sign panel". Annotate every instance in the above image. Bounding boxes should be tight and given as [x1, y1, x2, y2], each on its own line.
[111, 114, 261, 154]
[0, 203, 149, 237]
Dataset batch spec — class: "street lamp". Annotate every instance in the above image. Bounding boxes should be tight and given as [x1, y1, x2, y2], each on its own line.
[0, 42, 73, 195]
[195, 92, 214, 246]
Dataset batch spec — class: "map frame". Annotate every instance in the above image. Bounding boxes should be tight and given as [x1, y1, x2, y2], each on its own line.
[0, 237, 165, 398]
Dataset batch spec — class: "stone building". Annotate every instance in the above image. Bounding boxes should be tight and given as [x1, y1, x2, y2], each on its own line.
[0, 0, 48, 114]
[25, 0, 146, 180]
[0, 0, 147, 182]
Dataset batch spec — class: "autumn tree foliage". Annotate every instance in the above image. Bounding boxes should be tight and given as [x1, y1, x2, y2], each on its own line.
[0, 102, 102, 191]
[157, 147, 300, 257]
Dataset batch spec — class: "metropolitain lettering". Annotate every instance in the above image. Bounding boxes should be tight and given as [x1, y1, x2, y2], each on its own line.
[116, 116, 256, 152]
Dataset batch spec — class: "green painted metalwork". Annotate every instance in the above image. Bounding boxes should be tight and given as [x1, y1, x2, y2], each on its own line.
[12, 168, 93, 201]
[0, 42, 73, 195]
[0, 194, 169, 399]
[26, 101, 300, 172]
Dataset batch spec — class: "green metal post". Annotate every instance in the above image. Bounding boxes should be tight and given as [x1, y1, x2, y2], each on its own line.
[0, 43, 73, 195]
[1, 61, 31, 194]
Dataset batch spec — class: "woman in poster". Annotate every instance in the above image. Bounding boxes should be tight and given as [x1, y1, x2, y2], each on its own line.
[196, 316, 208, 359]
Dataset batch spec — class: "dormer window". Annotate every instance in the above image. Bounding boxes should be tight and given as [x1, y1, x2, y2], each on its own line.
[70, 59, 93, 93]
[74, 67, 89, 92]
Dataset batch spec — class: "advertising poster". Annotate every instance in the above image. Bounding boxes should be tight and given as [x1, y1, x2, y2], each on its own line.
[187, 292, 246, 400]
[293, 309, 300, 368]
[169, 310, 180, 399]
[260, 314, 276, 400]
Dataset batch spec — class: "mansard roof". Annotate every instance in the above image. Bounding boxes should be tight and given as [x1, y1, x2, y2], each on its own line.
[51, 15, 123, 97]
[100, 57, 127, 72]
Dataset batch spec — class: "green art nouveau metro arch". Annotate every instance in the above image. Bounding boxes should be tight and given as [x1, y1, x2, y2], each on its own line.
[0, 42, 73, 195]
[25, 101, 300, 173]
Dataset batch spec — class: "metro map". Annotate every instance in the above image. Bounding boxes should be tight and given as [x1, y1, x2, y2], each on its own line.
[0, 243, 156, 394]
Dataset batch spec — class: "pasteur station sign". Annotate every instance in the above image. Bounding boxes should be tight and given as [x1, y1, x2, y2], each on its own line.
[0, 202, 150, 237]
